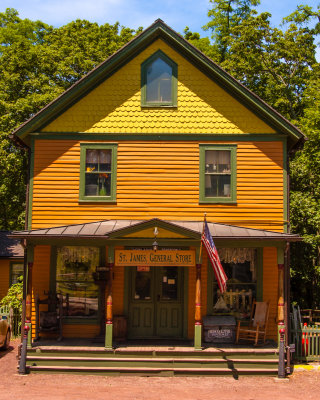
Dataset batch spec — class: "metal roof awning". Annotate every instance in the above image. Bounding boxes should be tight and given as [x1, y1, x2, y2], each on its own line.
[9, 218, 302, 242]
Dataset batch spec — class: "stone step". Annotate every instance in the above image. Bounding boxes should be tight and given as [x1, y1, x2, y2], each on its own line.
[27, 355, 279, 364]
[28, 364, 279, 376]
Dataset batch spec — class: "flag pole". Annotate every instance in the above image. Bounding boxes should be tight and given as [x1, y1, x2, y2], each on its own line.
[198, 212, 206, 264]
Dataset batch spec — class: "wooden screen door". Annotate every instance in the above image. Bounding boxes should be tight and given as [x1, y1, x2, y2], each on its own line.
[128, 266, 184, 339]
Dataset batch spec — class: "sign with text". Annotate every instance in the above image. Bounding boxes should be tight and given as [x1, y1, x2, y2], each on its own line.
[115, 249, 196, 267]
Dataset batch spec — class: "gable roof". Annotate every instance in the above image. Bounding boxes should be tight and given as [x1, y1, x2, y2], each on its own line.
[9, 218, 301, 242]
[0, 231, 24, 258]
[11, 19, 305, 147]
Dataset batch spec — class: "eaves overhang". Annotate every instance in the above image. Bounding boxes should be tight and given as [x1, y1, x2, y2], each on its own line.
[8, 218, 302, 243]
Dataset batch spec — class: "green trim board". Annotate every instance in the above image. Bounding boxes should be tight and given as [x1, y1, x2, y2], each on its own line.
[79, 143, 117, 203]
[30, 133, 287, 142]
[27, 137, 35, 229]
[141, 49, 177, 107]
[283, 140, 288, 233]
[194, 324, 202, 350]
[12, 20, 304, 146]
[199, 144, 237, 204]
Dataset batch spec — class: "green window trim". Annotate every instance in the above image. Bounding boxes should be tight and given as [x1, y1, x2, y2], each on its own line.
[141, 50, 178, 108]
[79, 143, 117, 202]
[199, 144, 237, 204]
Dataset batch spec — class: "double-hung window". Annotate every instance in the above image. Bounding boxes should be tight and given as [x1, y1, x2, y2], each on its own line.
[141, 50, 177, 107]
[10, 262, 24, 285]
[79, 143, 117, 202]
[199, 144, 237, 203]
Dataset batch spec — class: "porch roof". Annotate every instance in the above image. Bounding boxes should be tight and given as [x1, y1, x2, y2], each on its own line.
[9, 218, 301, 242]
[0, 231, 24, 258]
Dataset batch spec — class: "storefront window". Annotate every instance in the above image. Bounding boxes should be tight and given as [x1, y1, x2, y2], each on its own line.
[212, 259, 256, 320]
[56, 246, 99, 318]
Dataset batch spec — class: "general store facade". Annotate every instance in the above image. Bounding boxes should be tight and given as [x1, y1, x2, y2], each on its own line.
[11, 20, 304, 373]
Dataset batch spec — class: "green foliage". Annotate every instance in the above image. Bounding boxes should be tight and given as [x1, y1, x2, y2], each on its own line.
[203, 0, 260, 62]
[185, 2, 320, 307]
[0, 8, 140, 230]
[0, 278, 23, 313]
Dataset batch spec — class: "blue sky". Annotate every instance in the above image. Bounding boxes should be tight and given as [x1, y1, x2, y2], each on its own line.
[4, 0, 320, 35]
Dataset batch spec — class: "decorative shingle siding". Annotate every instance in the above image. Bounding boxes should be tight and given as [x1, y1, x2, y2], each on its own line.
[41, 40, 275, 135]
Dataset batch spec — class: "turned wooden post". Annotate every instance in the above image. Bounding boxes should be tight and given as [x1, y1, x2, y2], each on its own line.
[277, 245, 285, 348]
[278, 264, 284, 328]
[194, 263, 202, 349]
[25, 262, 33, 323]
[106, 263, 113, 324]
[105, 262, 113, 349]
[25, 259, 33, 348]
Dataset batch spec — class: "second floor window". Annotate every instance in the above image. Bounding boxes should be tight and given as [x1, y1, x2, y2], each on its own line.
[199, 144, 237, 203]
[79, 143, 117, 202]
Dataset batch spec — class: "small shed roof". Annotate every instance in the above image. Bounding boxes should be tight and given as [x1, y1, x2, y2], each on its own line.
[0, 231, 24, 258]
[9, 219, 301, 242]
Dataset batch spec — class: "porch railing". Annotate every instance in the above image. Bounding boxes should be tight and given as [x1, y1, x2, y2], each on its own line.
[291, 305, 320, 362]
[0, 305, 21, 338]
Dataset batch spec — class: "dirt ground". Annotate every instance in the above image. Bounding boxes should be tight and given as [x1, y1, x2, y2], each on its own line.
[0, 340, 319, 400]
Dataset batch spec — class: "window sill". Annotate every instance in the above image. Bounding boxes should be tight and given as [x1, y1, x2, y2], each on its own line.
[78, 197, 116, 203]
[141, 103, 177, 108]
[199, 199, 237, 204]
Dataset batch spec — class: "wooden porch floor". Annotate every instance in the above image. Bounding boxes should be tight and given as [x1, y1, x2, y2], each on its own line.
[31, 338, 278, 353]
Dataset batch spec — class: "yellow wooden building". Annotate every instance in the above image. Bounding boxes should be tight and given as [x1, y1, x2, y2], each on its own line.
[11, 20, 304, 375]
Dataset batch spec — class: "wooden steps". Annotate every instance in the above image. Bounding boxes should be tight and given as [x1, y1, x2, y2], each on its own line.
[25, 346, 279, 376]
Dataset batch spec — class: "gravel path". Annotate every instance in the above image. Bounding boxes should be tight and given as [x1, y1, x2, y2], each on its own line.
[0, 339, 319, 400]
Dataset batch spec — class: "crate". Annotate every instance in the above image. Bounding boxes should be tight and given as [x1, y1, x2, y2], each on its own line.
[203, 316, 236, 343]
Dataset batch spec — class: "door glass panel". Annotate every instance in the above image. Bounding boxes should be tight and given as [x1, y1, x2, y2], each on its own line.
[161, 267, 178, 301]
[134, 270, 151, 300]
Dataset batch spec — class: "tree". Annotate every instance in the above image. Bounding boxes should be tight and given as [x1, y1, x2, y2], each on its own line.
[203, 0, 260, 62]
[0, 8, 140, 230]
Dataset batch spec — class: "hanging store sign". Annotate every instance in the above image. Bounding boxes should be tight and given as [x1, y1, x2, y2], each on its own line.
[115, 249, 195, 267]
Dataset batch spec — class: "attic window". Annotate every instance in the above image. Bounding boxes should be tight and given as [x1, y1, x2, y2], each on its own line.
[141, 50, 177, 107]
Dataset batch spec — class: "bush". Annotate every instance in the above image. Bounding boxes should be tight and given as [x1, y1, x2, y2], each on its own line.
[0, 277, 23, 313]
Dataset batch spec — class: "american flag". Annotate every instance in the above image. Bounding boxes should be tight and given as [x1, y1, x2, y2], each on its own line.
[201, 220, 228, 293]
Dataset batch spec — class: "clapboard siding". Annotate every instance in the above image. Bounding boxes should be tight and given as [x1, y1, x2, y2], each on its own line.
[31, 140, 284, 231]
[0, 259, 10, 300]
[263, 247, 278, 340]
[31, 245, 51, 339]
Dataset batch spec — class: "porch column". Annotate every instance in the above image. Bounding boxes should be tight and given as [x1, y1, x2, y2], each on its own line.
[105, 258, 114, 349]
[277, 246, 285, 346]
[25, 245, 34, 348]
[194, 263, 202, 350]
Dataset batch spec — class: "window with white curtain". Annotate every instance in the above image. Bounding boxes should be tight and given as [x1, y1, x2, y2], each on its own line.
[199, 144, 237, 203]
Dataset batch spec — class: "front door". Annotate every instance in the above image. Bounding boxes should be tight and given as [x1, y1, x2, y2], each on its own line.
[128, 266, 184, 339]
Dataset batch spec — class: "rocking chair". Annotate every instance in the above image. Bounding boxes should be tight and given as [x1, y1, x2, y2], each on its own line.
[236, 300, 270, 346]
[35, 291, 64, 341]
